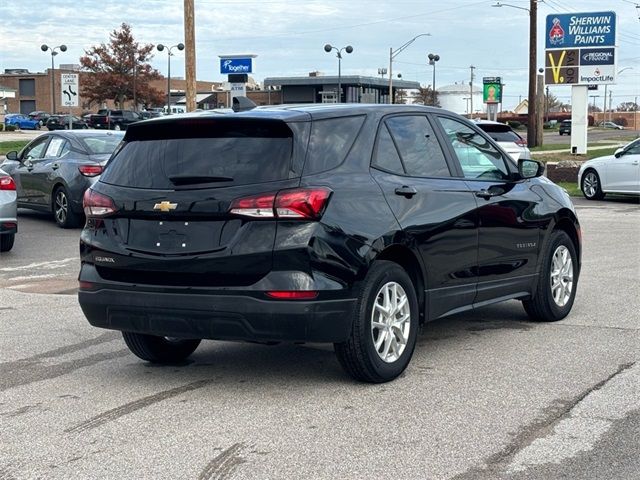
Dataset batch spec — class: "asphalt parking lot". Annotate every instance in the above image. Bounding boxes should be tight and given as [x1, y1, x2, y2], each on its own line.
[0, 197, 638, 479]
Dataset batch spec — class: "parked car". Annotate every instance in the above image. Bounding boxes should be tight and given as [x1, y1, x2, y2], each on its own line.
[578, 138, 640, 200]
[77, 103, 582, 383]
[475, 120, 531, 160]
[4, 114, 41, 130]
[138, 110, 162, 120]
[1, 130, 124, 228]
[559, 119, 571, 135]
[600, 121, 624, 130]
[0, 168, 17, 252]
[28, 111, 51, 126]
[46, 115, 89, 130]
[88, 109, 141, 130]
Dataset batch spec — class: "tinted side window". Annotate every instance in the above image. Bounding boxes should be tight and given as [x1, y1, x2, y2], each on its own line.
[372, 124, 404, 174]
[385, 115, 450, 177]
[437, 117, 510, 181]
[304, 115, 365, 174]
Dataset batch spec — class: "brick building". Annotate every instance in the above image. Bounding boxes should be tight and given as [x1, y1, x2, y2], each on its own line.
[0, 68, 223, 115]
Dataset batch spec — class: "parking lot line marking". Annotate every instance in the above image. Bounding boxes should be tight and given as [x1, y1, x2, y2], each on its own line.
[0, 258, 76, 272]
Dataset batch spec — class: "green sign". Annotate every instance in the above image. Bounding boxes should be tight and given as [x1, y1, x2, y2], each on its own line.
[483, 83, 502, 104]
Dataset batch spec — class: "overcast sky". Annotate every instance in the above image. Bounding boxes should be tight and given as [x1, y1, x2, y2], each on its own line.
[1, 0, 638, 110]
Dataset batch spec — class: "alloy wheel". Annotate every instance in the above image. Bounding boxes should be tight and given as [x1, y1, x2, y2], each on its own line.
[550, 245, 573, 307]
[371, 281, 411, 363]
[55, 190, 68, 225]
[583, 172, 598, 198]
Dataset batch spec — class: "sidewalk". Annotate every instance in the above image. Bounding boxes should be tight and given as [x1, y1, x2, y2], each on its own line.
[532, 142, 623, 156]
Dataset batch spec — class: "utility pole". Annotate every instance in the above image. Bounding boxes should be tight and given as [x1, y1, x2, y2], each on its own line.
[469, 65, 475, 119]
[527, 0, 538, 147]
[184, 0, 197, 112]
[608, 90, 612, 122]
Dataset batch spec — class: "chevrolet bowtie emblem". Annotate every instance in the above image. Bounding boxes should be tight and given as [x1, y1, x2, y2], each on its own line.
[153, 201, 178, 212]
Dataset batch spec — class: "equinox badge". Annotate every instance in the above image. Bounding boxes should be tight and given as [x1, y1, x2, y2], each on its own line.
[153, 201, 178, 212]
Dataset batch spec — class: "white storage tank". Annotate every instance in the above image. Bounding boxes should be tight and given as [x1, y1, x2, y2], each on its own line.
[437, 82, 484, 115]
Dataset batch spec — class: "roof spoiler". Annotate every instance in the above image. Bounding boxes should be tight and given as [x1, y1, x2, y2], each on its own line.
[232, 96, 257, 112]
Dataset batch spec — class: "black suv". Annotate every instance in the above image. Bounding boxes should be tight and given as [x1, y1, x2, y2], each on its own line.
[559, 119, 571, 135]
[78, 104, 581, 383]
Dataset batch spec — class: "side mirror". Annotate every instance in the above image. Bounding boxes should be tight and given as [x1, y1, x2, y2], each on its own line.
[614, 147, 624, 158]
[518, 158, 544, 179]
[5, 151, 19, 161]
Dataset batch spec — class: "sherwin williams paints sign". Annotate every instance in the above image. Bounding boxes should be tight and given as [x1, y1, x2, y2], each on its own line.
[544, 11, 617, 86]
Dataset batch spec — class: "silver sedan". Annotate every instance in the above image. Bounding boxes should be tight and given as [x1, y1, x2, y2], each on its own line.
[0, 167, 17, 252]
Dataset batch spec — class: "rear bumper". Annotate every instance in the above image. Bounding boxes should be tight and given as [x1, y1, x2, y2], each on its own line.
[0, 221, 17, 235]
[79, 287, 357, 343]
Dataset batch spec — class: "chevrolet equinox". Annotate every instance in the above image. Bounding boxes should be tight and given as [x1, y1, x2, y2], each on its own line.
[78, 104, 581, 383]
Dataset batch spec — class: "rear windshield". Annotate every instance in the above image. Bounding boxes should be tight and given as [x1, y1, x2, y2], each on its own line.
[81, 133, 125, 155]
[482, 130, 521, 142]
[100, 119, 294, 189]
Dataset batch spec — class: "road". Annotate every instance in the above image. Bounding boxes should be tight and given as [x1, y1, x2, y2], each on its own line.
[0, 198, 639, 479]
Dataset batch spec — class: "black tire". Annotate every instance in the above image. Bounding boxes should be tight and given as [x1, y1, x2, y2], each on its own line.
[581, 169, 605, 200]
[122, 332, 201, 363]
[52, 185, 82, 228]
[523, 230, 578, 322]
[0, 233, 15, 252]
[334, 261, 419, 383]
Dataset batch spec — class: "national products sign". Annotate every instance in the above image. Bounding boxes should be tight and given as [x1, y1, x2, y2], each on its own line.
[544, 11, 617, 86]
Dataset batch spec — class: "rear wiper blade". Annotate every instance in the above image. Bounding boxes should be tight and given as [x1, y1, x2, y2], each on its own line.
[169, 175, 234, 185]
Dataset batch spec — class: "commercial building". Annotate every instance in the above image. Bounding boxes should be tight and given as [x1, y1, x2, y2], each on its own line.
[0, 68, 221, 115]
[263, 74, 420, 104]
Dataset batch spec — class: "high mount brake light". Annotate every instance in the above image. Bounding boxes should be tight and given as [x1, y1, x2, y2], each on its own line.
[83, 189, 117, 217]
[78, 165, 103, 177]
[229, 187, 332, 220]
[0, 176, 16, 191]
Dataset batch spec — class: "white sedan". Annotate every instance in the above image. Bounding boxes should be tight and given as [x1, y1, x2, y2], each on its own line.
[578, 138, 640, 200]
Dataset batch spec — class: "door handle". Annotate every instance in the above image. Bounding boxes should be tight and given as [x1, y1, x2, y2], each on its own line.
[475, 189, 499, 200]
[394, 186, 417, 198]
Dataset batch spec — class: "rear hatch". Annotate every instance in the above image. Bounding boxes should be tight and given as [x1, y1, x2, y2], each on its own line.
[87, 116, 303, 287]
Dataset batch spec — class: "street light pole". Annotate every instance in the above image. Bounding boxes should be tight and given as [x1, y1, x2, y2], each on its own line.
[40, 44, 67, 114]
[324, 44, 353, 103]
[389, 33, 431, 104]
[428, 53, 440, 106]
[157, 43, 185, 114]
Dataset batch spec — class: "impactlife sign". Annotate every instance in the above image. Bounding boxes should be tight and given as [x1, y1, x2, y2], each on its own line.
[544, 11, 617, 86]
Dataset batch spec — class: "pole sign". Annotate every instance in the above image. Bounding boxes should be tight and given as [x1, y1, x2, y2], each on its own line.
[544, 11, 617, 86]
[60, 74, 79, 107]
[482, 77, 502, 104]
[220, 58, 253, 74]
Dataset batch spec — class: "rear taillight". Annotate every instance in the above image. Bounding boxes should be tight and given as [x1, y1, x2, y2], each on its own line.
[515, 138, 527, 147]
[0, 176, 16, 191]
[78, 165, 103, 177]
[83, 189, 117, 217]
[229, 187, 332, 220]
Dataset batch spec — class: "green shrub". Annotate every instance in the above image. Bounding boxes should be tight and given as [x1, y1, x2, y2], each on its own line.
[4, 124, 17, 132]
[508, 121, 521, 129]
